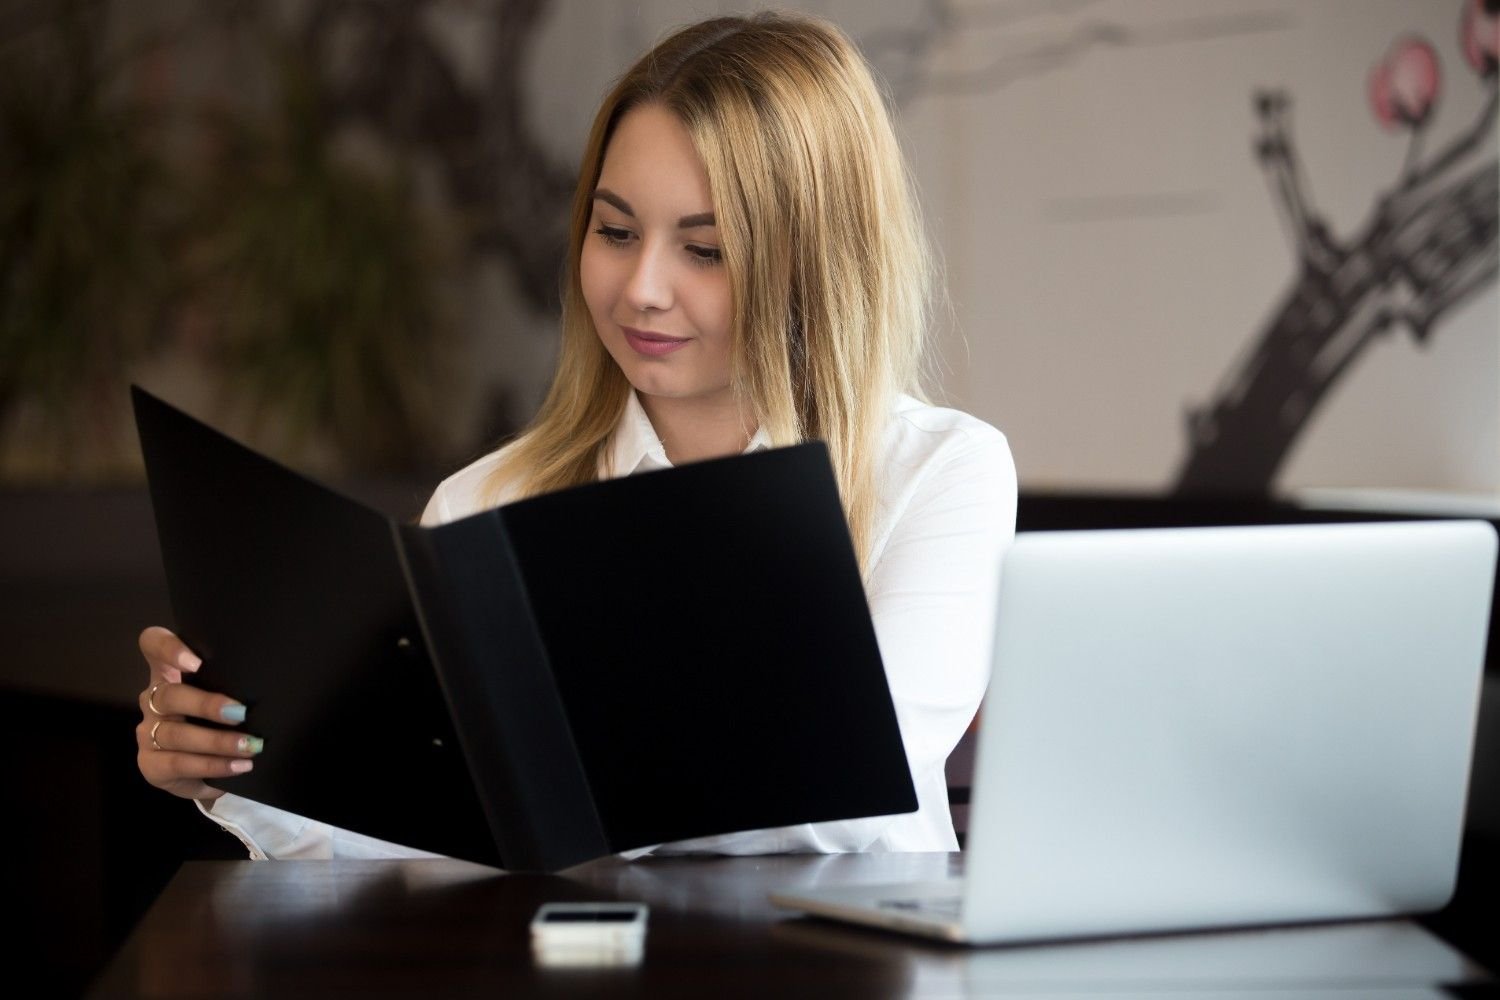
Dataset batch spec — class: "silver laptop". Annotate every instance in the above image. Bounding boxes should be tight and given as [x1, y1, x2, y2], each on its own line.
[771, 520, 1497, 944]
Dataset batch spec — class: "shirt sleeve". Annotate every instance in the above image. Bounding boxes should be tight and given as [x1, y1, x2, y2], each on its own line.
[865, 425, 1019, 795]
[418, 478, 452, 526]
[196, 794, 443, 860]
[645, 424, 1018, 856]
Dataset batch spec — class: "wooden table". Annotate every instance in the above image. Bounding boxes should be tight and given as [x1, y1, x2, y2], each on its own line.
[89, 853, 1492, 997]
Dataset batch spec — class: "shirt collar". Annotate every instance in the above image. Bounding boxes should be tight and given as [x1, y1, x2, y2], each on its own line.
[607, 391, 772, 478]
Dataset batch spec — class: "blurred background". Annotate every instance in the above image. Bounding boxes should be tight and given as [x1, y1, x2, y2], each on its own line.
[3, 0, 1495, 494]
[1, 0, 1496, 994]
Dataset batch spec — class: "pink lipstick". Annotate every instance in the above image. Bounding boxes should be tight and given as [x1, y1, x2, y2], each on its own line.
[623, 327, 690, 357]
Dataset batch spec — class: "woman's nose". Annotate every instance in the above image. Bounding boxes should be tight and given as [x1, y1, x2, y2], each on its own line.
[622, 243, 673, 313]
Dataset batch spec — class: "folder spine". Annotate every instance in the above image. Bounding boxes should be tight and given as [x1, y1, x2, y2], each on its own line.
[394, 516, 610, 871]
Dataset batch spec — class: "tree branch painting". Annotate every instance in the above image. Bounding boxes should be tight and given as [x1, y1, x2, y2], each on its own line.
[1171, 0, 1499, 495]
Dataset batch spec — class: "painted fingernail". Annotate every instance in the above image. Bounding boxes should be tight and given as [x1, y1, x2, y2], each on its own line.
[228, 759, 254, 774]
[178, 650, 202, 671]
[220, 703, 247, 724]
[237, 736, 264, 755]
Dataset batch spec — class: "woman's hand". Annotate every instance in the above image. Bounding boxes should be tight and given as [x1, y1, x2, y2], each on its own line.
[136, 626, 262, 802]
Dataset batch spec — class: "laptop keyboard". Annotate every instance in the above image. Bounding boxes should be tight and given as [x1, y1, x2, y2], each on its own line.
[878, 896, 962, 917]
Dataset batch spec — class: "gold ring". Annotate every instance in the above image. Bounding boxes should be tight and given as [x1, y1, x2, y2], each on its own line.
[150, 719, 165, 751]
[147, 682, 168, 717]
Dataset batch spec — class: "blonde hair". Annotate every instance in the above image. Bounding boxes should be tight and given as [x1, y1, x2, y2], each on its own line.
[483, 11, 933, 570]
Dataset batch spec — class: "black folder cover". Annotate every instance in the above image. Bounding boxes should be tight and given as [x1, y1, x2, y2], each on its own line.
[131, 386, 916, 871]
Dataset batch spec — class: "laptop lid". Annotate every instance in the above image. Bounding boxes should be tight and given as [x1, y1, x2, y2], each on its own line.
[961, 519, 1496, 944]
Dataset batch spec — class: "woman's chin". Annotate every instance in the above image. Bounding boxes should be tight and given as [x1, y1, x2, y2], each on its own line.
[625, 377, 735, 409]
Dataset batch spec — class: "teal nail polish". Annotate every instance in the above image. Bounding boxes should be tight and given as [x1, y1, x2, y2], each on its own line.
[221, 704, 247, 724]
[238, 735, 264, 755]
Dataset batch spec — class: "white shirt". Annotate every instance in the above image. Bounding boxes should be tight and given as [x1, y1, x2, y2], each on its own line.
[202, 392, 1017, 860]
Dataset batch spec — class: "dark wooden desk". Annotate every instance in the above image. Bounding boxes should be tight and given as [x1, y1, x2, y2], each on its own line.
[90, 854, 1492, 998]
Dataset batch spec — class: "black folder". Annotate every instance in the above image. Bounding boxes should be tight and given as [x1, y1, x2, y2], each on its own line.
[131, 386, 916, 871]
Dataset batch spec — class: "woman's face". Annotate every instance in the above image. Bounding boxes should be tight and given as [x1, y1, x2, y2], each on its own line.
[581, 103, 734, 411]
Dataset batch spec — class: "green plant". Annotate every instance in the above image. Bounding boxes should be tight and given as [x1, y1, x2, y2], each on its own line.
[0, 6, 176, 480]
[187, 44, 450, 476]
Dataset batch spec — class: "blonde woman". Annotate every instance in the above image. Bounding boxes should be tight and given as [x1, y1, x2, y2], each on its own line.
[136, 11, 1017, 861]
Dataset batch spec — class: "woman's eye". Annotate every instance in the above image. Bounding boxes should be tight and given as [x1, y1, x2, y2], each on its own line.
[686, 244, 723, 267]
[593, 225, 632, 247]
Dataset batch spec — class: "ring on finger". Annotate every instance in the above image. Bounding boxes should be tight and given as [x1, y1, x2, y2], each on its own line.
[147, 681, 168, 717]
[150, 719, 166, 751]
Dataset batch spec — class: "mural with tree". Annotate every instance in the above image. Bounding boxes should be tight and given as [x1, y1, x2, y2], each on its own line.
[1171, 0, 1499, 494]
[4, 0, 1491, 494]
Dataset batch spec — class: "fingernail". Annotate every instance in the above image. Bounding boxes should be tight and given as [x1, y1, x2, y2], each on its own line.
[178, 650, 202, 671]
[220, 703, 247, 724]
[228, 759, 254, 774]
[237, 736, 264, 755]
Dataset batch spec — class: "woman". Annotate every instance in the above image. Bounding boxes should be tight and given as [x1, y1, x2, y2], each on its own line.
[137, 10, 1017, 860]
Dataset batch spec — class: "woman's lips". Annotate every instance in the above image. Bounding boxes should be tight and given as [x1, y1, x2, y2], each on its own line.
[622, 326, 690, 357]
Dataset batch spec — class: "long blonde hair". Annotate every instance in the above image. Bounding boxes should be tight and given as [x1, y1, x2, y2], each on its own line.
[483, 11, 933, 569]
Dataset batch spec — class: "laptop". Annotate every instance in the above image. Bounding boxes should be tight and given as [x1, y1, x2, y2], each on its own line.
[771, 520, 1498, 944]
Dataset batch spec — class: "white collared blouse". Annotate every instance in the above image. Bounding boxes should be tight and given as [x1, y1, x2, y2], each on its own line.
[201, 391, 1016, 860]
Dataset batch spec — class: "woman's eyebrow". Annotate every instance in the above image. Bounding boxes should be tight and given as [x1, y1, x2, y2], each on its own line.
[593, 189, 716, 229]
[593, 189, 634, 216]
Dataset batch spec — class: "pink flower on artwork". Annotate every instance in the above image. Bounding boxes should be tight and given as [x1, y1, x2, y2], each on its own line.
[1461, 0, 1500, 76]
[1369, 37, 1441, 130]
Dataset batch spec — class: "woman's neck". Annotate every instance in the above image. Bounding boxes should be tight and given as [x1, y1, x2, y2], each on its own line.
[638, 392, 755, 465]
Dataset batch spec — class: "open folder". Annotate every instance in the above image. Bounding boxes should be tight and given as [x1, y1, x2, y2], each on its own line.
[131, 386, 916, 871]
